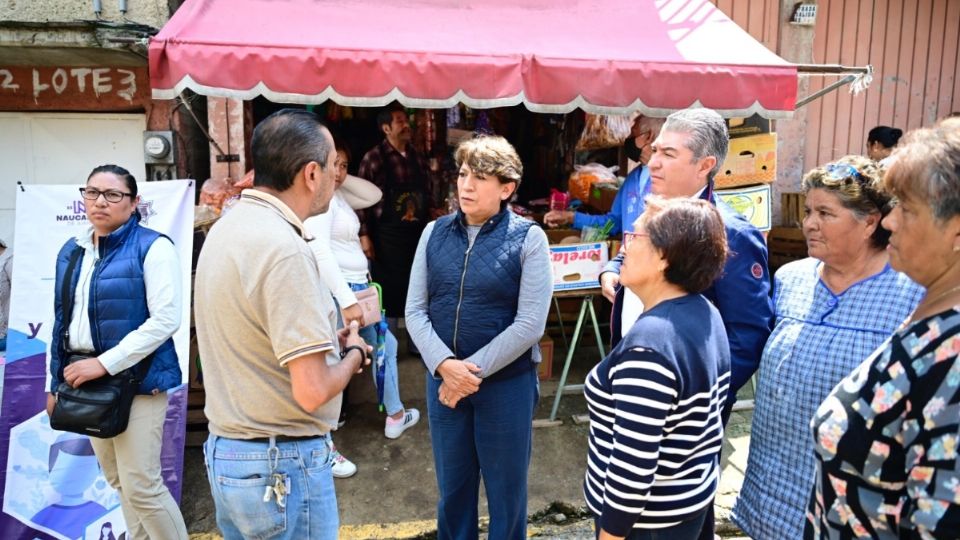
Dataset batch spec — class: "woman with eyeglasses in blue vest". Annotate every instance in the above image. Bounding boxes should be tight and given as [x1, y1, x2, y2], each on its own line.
[406, 136, 553, 540]
[46, 164, 187, 540]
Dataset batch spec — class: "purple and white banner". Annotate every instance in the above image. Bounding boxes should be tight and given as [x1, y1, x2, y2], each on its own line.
[1, 181, 194, 540]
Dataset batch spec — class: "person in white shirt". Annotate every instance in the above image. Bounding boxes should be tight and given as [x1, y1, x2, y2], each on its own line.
[46, 164, 187, 540]
[304, 145, 421, 476]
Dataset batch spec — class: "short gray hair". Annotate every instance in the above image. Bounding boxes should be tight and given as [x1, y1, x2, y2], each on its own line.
[661, 108, 729, 182]
[885, 117, 960, 222]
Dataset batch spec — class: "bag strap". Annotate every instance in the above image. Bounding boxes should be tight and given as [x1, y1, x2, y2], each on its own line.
[57, 246, 84, 382]
[57, 244, 155, 385]
[369, 281, 384, 311]
[132, 350, 156, 384]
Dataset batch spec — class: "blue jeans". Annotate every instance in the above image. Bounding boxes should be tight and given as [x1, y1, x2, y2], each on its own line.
[426, 365, 539, 540]
[203, 434, 338, 540]
[594, 508, 708, 540]
[349, 282, 404, 416]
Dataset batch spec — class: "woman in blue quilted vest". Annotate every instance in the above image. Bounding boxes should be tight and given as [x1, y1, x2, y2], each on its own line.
[46, 165, 187, 539]
[406, 136, 553, 540]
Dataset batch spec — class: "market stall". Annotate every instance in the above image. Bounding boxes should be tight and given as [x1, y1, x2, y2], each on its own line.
[149, 0, 798, 118]
[150, 0, 810, 424]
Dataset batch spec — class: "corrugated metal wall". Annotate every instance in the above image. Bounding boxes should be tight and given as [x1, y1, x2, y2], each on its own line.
[803, 0, 960, 168]
[712, 0, 960, 172]
[712, 0, 780, 53]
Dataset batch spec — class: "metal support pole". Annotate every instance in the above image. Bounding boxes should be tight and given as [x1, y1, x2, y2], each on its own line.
[795, 64, 870, 74]
[795, 75, 857, 109]
[587, 297, 605, 358]
[549, 296, 590, 421]
[553, 296, 569, 352]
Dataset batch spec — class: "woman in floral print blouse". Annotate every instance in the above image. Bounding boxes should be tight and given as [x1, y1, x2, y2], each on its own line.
[807, 118, 960, 538]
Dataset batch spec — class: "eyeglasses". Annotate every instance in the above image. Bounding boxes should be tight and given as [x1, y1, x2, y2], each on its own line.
[824, 163, 863, 183]
[623, 231, 649, 250]
[80, 187, 133, 203]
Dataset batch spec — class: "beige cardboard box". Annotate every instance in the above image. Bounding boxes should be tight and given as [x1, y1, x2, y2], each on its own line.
[544, 228, 582, 245]
[716, 133, 777, 189]
[538, 335, 554, 381]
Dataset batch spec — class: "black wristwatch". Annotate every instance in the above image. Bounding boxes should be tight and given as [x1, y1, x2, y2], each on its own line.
[340, 345, 366, 361]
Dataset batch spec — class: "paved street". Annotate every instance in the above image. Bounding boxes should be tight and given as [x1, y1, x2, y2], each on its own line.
[182, 343, 755, 539]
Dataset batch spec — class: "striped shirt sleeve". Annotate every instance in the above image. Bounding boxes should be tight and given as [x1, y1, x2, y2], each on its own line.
[599, 346, 679, 537]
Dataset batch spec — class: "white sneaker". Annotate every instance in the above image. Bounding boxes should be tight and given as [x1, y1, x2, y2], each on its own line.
[330, 446, 357, 478]
[384, 408, 420, 439]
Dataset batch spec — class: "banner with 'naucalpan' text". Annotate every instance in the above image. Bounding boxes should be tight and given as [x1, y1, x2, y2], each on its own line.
[1, 181, 194, 540]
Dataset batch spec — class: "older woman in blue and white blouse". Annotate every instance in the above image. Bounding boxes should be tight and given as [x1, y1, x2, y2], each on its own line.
[732, 156, 922, 539]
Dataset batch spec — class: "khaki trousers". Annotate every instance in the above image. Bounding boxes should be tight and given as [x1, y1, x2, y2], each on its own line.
[90, 392, 188, 540]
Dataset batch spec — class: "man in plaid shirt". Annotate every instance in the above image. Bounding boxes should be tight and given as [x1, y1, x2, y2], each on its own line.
[358, 106, 436, 351]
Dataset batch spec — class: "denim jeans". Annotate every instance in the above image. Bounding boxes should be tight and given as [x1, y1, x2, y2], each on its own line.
[426, 365, 539, 540]
[349, 282, 404, 416]
[203, 434, 338, 540]
[594, 508, 708, 540]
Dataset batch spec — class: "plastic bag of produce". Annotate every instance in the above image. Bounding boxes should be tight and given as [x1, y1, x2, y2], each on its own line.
[567, 163, 618, 202]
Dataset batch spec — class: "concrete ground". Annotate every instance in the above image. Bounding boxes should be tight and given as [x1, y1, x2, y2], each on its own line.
[181, 339, 754, 539]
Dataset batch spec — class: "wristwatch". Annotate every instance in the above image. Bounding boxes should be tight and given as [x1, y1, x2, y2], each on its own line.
[340, 345, 367, 360]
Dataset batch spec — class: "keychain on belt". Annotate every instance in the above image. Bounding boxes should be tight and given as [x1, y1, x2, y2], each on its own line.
[262, 440, 290, 508]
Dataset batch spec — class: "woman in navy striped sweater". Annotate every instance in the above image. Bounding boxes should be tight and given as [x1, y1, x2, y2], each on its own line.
[584, 197, 731, 540]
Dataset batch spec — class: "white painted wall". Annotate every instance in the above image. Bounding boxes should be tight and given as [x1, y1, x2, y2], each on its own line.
[0, 112, 147, 249]
[0, 0, 172, 30]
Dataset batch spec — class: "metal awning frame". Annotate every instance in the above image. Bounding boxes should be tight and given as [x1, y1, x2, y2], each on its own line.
[794, 64, 873, 109]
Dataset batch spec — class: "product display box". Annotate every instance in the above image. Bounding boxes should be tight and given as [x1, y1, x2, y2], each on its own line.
[727, 115, 771, 139]
[587, 183, 619, 214]
[716, 133, 777, 189]
[549, 241, 609, 291]
[716, 183, 773, 232]
[544, 228, 582, 244]
[538, 335, 554, 381]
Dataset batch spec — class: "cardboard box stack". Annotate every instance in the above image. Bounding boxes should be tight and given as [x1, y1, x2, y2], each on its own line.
[715, 132, 776, 233]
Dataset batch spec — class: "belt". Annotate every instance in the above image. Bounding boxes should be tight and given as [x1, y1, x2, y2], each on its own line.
[243, 434, 325, 444]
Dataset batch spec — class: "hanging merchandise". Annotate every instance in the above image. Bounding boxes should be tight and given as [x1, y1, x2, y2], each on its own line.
[474, 111, 494, 135]
[425, 111, 435, 154]
[576, 114, 632, 151]
[445, 182, 459, 215]
[327, 103, 342, 122]
[406, 108, 416, 133]
[446, 105, 461, 128]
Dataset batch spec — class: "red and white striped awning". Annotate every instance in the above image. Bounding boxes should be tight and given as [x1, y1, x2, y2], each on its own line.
[149, 0, 798, 118]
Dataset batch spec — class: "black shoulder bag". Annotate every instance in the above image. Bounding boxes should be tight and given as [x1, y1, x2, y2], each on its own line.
[49, 247, 153, 438]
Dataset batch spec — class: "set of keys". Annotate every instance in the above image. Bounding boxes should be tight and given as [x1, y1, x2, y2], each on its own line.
[262, 473, 290, 508]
